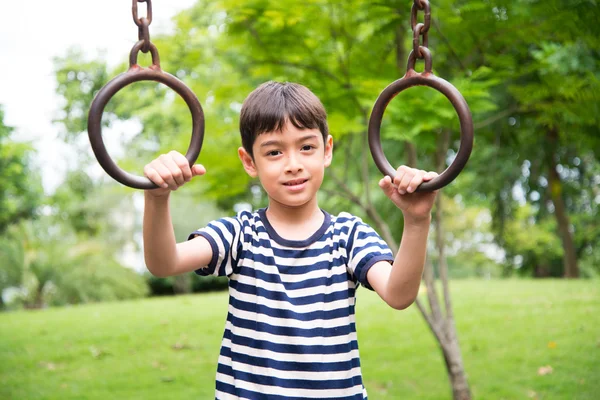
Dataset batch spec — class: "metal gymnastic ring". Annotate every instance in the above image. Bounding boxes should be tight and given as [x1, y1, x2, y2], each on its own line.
[87, 41, 205, 190]
[368, 47, 473, 192]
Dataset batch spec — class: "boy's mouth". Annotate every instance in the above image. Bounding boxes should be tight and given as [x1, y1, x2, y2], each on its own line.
[283, 178, 308, 186]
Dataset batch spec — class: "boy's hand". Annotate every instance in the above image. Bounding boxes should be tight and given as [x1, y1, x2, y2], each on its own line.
[143, 150, 206, 197]
[379, 166, 439, 224]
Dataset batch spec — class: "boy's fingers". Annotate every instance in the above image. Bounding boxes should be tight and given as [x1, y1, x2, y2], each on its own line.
[191, 164, 206, 176]
[152, 161, 177, 190]
[407, 171, 426, 193]
[143, 153, 205, 191]
[170, 151, 193, 182]
[160, 155, 185, 187]
[392, 165, 408, 187]
[423, 171, 438, 181]
[397, 170, 415, 194]
[144, 165, 168, 189]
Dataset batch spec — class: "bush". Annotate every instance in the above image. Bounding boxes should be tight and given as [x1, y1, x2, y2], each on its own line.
[145, 273, 228, 296]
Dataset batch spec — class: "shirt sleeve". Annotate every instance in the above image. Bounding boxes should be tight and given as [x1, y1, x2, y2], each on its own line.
[188, 215, 244, 277]
[347, 219, 394, 290]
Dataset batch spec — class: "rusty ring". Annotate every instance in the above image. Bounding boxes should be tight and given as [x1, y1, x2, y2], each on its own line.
[87, 58, 204, 190]
[368, 56, 473, 192]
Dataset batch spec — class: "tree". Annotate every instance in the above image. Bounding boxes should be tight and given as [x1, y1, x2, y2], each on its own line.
[0, 106, 43, 234]
[1, 218, 148, 309]
[449, 0, 600, 278]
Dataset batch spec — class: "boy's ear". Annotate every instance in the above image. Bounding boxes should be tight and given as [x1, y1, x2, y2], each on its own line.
[324, 135, 334, 168]
[238, 147, 258, 178]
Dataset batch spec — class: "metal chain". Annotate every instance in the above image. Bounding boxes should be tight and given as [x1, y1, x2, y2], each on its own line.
[410, 0, 431, 59]
[132, 0, 153, 54]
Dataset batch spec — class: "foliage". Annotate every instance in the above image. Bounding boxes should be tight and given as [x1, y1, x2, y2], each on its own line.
[54, 48, 111, 140]
[146, 273, 228, 296]
[435, 0, 600, 276]
[501, 204, 564, 276]
[48, 0, 600, 281]
[0, 106, 43, 234]
[50, 171, 139, 248]
[430, 195, 504, 279]
[0, 218, 147, 310]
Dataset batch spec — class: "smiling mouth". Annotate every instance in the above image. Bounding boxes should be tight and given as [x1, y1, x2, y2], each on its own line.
[283, 179, 308, 186]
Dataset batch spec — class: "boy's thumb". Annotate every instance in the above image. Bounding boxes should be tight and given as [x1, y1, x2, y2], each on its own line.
[191, 164, 206, 176]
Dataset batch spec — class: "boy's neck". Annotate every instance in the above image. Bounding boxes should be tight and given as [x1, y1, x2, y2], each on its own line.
[266, 198, 321, 222]
[265, 197, 323, 234]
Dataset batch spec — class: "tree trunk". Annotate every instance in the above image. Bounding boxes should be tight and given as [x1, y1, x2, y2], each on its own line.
[546, 128, 579, 278]
[405, 143, 417, 168]
[440, 316, 472, 400]
[346, 129, 471, 399]
[407, 131, 472, 400]
[392, 24, 471, 398]
[395, 23, 406, 77]
[26, 283, 45, 309]
[432, 132, 471, 399]
[534, 263, 551, 278]
[432, 192, 472, 400]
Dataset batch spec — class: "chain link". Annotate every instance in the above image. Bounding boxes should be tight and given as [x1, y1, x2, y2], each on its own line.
[138, 18, 151, 53]
[410, 0, 431, 59]
[132, 0, 152, 26]
[132, 0, 153, 54]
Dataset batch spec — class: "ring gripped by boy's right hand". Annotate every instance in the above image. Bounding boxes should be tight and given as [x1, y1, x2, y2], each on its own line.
[378, 165, 439, 224]
[143, 150, 206, 197]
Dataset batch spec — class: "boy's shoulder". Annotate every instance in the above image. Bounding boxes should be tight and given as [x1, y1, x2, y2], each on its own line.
[329, 211, 377, 239]
[330, 210, 364, 224]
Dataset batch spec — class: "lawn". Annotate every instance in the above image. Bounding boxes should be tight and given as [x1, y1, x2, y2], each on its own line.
[1, 279, 598, 399]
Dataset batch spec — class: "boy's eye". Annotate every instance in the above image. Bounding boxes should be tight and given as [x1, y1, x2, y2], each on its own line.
[301, 145, 315, 151]
[266, 150, 281, 156]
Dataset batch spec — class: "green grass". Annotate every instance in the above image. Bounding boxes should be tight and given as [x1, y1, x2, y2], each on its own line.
[1, 279, 598, 399]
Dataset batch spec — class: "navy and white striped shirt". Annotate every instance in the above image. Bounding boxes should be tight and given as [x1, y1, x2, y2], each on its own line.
[190, 208, 394, 399]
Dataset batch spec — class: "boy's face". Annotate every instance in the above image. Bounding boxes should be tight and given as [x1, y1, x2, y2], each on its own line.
[238, 121, 333, 210]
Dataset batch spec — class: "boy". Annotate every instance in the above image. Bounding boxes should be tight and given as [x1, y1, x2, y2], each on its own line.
[143, 81, 438, 399]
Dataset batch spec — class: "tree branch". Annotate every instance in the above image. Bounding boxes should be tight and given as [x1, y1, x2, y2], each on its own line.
[250, 59, 346, 87]
[415, 298, 446, 343]
[474, 106, 519, 131]
[423, 258, 446, 326]
[435, 130, 454, 320]
[432, 18, 468, 74]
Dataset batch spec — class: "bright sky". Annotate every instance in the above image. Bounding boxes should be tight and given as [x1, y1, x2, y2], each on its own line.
[0, 0, 197, 193]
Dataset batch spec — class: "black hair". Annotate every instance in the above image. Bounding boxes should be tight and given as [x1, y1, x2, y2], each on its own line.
[239, 81, 328, 157]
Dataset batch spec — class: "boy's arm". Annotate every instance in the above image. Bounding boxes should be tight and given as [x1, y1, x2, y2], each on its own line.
[143, 192, 213, 277]
[366, 218, 430, 310]
[367, 166, 438, 310]
[142, 151, 212, 277]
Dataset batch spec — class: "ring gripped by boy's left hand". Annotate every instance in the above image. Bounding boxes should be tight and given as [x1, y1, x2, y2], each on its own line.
[378, 165, 439, 224]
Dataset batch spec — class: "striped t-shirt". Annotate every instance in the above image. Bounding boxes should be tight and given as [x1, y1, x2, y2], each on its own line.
[190, 208, 394, 400]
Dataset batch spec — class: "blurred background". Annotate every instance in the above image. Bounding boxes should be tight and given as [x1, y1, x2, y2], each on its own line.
[0, 0, 598, 399]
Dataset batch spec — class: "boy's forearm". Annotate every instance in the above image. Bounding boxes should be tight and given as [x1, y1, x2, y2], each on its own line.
[143, 192, 178, 277]
[385, 216, 431, 309]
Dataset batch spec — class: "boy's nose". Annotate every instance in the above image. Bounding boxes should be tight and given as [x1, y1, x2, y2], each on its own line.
[284, 154, 303, 173]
